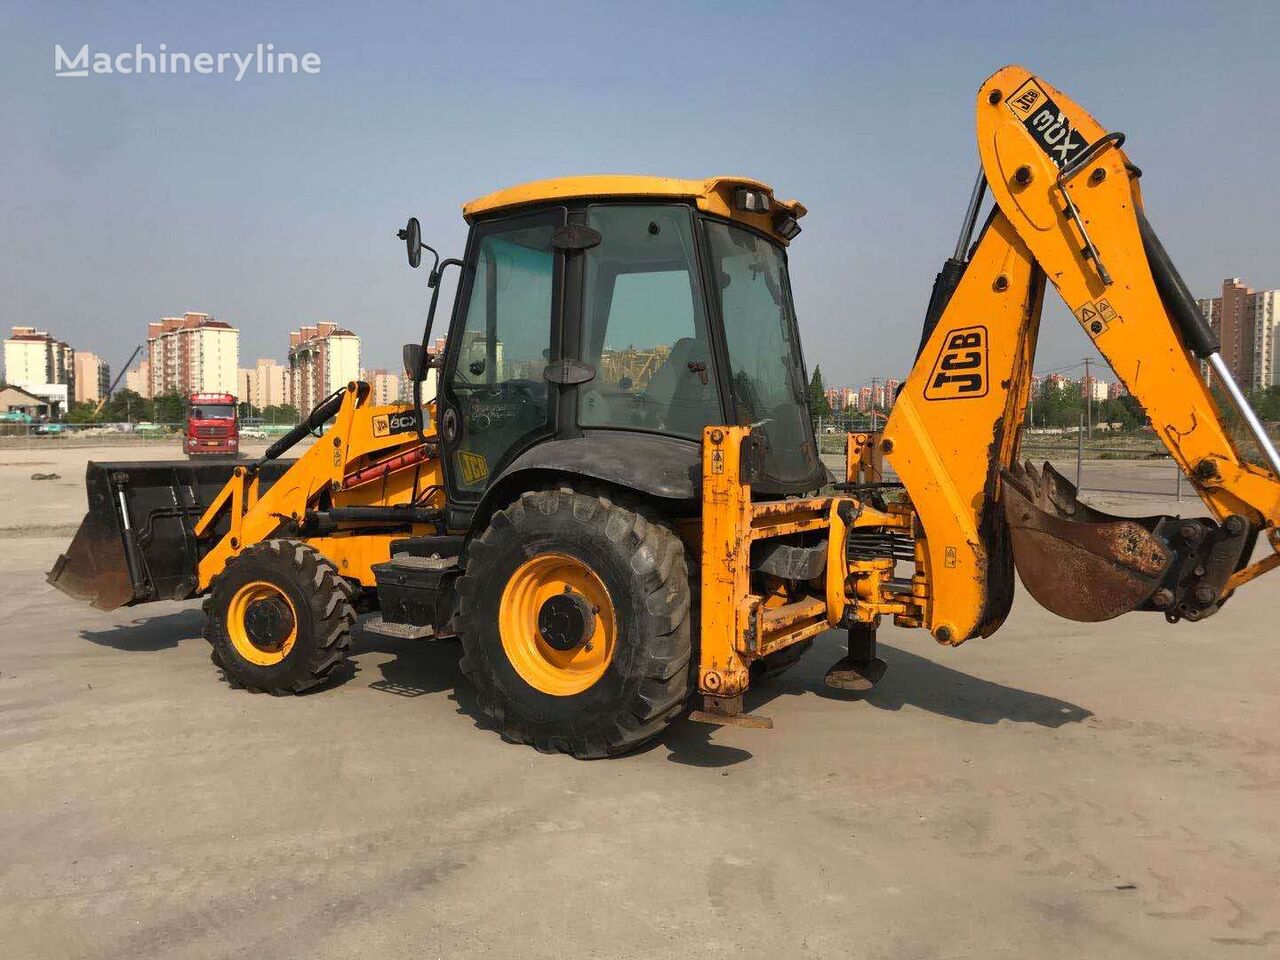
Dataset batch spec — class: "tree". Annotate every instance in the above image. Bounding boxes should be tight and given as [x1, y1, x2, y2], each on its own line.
[152, 392, 186, 424]
[98, 388, 152, 424]
[260, 403, 300, 425]
[64, 401, 100, 424]
[808, 365, 831, 420]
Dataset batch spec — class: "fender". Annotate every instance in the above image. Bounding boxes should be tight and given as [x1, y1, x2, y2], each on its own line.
[471, 432, 701, 530]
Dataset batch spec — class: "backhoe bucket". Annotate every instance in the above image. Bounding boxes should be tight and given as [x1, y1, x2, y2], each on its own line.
[1000, 461, 1174, 622]
[47, 460, 289, 611]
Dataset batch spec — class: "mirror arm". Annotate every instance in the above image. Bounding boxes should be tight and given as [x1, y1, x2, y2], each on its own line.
[413, 258, 465, 443]
[421, 243, 441, 283]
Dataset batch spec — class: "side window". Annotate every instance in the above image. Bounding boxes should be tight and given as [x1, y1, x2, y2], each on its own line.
[578, 204, 721, 438]
[446, 215, 558, 494]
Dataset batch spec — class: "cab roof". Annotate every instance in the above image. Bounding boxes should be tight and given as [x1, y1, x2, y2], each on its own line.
[462, 175, 807, 244]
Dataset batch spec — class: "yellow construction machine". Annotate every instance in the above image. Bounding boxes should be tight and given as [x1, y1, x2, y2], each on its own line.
[50, 66, 1280, 756]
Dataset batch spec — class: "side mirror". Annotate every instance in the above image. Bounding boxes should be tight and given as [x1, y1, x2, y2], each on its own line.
[397, 217, 422, 269]
[402, 342, 426, 381]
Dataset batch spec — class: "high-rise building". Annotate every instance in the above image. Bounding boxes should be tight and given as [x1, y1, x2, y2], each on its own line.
[3, 326, 75, 411]
[147, 313, 239, 398]
[72, 351, 111, 406]
[288, 322, 361, 416]
[238, 358, 289, 410]
[1256, 289, 1280, 389]
[1081, 376, 1108, 402]
[124, 358, 151, 398]
[1197, 279, 1280, 390]
[361, 368, 404, 407]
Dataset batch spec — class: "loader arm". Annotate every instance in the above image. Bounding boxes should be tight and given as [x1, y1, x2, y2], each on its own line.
[884, 65, 1280, 641]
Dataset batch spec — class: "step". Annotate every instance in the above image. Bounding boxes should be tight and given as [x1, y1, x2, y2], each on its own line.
[363, 615, 433, 640]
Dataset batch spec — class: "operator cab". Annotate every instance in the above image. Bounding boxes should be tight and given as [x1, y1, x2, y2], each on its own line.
[404, 175, 825, 524]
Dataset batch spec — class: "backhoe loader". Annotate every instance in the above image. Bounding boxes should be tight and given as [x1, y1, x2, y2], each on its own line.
[49, 66, 1280, 757]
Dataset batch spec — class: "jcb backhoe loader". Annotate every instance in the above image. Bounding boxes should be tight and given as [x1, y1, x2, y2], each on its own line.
[49, 66, 1280, 757]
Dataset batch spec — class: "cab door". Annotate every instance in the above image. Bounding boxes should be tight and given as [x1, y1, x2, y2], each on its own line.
[439, 209, 563, 504]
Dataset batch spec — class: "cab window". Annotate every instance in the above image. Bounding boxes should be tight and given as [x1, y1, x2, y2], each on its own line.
[578, 204, 721, 438]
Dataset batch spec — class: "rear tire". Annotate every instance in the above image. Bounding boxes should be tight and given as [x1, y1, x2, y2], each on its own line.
[457, 489, 692, 758]
[204, 540, 356, 694]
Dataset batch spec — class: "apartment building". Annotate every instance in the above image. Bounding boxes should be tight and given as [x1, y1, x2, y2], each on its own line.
[72, 351, 111, 405]
[238, 358, 289, 410]
[287, 322, 361, 416]
[1198, 279, 1280, 390]
[147, 313, 240, 397]
[3, 326, 75, 412]
[124, 358, 151, 398]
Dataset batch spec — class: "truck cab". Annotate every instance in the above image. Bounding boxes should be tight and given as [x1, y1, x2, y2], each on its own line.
[184, 392, 239, 459]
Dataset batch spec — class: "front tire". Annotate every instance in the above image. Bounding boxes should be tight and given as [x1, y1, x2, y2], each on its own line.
[204, 540, 356, 693]
[457, 489, 692, 758]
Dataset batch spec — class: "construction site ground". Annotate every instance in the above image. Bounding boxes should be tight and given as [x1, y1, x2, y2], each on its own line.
[1, 443, 1276, 959]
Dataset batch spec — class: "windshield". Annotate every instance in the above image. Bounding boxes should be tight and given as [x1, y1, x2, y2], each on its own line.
[191, 404, 235, 420]
[704, 220, 820, 486]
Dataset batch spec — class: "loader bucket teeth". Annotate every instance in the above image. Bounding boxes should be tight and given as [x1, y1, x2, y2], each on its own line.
[1000, 463, 1173, 622]
[47, 506, 137, 611]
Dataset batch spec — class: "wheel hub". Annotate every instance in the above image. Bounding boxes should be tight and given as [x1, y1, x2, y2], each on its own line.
[243, 595, 295, 650]
[537, 589, 596, 651]
[498, 553, 616, 696]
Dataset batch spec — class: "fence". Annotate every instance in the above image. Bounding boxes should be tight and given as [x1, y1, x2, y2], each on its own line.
[820, 428, 1191, 504]
[0, 422, 296, 449]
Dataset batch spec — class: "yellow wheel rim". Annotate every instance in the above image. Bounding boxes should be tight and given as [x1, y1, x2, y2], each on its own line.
[499, 553, 616, 696]
[227, 580, 298, 666]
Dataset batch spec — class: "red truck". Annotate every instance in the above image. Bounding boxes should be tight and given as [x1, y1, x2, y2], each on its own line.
[183, 392, 239, 459]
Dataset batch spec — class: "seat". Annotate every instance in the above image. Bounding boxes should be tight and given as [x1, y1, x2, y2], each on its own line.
[644, 337, 714, 436]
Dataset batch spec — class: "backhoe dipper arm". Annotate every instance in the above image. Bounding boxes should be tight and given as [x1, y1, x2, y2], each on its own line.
[884, 65, 1280, 643]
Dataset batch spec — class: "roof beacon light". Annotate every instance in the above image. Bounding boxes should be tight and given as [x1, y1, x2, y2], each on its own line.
[734, 187, 771, 214]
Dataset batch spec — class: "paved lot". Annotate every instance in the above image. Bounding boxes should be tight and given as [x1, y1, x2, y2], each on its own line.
[1, 445, 1277, 959]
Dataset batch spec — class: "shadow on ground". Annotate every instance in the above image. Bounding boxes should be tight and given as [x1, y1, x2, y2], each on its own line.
[805, 632, 1091, 727]
[80, 608, 204, 652]
[80, 613, 1090, 764]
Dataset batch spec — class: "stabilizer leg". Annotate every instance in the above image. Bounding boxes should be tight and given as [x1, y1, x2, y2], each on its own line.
[824, 622, 888, 692]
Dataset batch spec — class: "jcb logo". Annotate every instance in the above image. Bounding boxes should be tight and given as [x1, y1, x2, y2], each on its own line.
[372, 410, 420, 438]
[1010, 88, 1040, 115]
[924, 326, 988, 401]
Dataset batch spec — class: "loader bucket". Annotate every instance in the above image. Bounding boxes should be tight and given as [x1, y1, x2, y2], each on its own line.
[47, 460, 291, 611]
[1000, 461, 1174, 622]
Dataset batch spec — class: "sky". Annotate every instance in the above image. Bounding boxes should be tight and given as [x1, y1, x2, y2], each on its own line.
[2, 0, 1278, 389]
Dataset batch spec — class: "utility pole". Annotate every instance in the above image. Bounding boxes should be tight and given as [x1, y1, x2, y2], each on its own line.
[1084, 357, 1092, 439]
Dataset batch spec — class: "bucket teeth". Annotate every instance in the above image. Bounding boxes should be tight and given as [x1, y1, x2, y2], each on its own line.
[1000, 462, 1173, 622]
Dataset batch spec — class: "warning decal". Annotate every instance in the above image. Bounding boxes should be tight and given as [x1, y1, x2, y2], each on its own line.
[1006, 77, 1089, 170]
[1078, 298, 1121, 333]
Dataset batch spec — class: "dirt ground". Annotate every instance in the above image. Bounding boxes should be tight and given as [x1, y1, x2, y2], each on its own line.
[1, 444, 1276, 959]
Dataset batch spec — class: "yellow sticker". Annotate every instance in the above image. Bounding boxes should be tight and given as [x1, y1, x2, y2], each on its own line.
[458, 450, 489, 485]
[372, 414, 390, 437]
[712, 449, 724, 475]
[1078, 299, 1120, 335]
